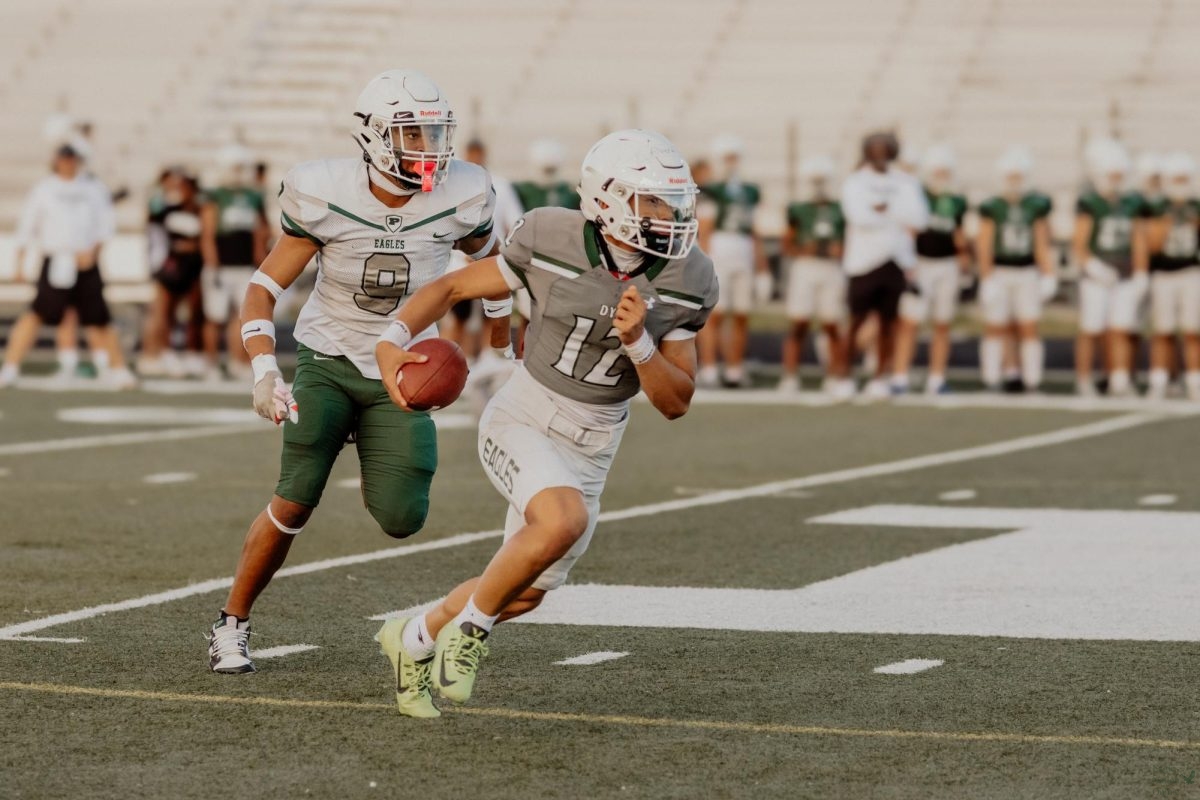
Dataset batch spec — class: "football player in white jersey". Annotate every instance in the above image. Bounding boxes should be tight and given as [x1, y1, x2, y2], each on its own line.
[206, 69, 502, 675]
[373, 130, 718, 716]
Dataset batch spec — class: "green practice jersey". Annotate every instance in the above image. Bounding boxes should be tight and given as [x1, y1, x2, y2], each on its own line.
[979, 192, 1052, 266]
[785, 199, 844, 258]
[916, 190, 968, 259]
[513, 180, 580, 212]
[1077, 190, 1143, 273]
[702, 181, 760, 236]
[1146, 198, 1200, 271]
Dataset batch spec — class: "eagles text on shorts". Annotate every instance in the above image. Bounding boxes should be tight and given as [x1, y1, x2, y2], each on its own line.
[374, 129, 718, 713]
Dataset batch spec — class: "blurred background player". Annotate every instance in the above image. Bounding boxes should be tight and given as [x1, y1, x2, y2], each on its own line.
[697, 134, 766, 388]
[0, 143, 133, 388]
[513, 138, 579, 212]
[833, 131, 929, 400]
[892, 144, 968, 395]
[1073, 139, 1148, 396]
[201, 144, 269, 381]
[779, 154, 845, 393]
[1144, 152, 1200, 400]
[976, 146, 1056, 393]
[207, 69, 499, 675]
[137, 168, 208, 378]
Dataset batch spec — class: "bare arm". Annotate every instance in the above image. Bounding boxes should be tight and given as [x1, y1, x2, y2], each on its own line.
[1132, 218, 1149, 274]
[1145, 215, 1170, 254]
[612, 285, 696, 420]
[1033, 219, 1054, 275]
[954, 226, 971, 271]
[976, 218, 995, 280]
[241, 234, 318, 359]
[376, 257, 513, 408]
[453, 231, 509, 350]
[200, 203, 219, 269]
[1072, 215, 1093, 266]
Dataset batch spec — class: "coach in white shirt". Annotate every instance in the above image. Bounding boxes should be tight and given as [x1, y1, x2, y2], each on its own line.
[0, 143, 133, 387]
[834, 132, 929, 398]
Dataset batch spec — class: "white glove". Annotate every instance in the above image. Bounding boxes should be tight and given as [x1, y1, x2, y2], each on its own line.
[1083, 257, 1119, 287]
[252, 365, 298, 425]
[753, 272, 773, 305]
[1128, 271, 1149, 299]
[1038, 273, 1059, 302]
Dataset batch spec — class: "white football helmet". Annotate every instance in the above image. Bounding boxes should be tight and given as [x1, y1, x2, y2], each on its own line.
[1086, 138, 1131, 183]
[996, 146, 1034, 177]
[579, 129, 699, 262]
[710, 134, 743, 161]
[217, 143, 255, 187]
[1162, 151, 1196, 201]
[799, 154, 836, 180]
[529, 139, 565, 175]
[353, 69, 455, 192]
[921, 143, 956, 175]
[1136, 151, 1163, 183]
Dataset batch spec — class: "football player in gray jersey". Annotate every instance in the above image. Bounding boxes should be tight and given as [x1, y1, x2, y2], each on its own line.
[373, 129, 718, 715]
[206, 69, 504, 678]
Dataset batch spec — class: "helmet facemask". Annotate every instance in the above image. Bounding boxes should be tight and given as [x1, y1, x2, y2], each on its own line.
[601, 180, 699, 263]
[359, 114, 456, 193]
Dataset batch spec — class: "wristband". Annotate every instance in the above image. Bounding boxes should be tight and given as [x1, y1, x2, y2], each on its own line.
[250, 271, 285, 299]
[251, 353, 280, 384]
[241, 319, 276, 346]
[465, 230, 497, 261]
[622, 329, 656, 365]
[482, 297, 513, 318]
[378, 320, 413, 349]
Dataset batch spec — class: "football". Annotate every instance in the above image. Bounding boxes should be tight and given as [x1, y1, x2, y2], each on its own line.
[397, 337, 469, 411]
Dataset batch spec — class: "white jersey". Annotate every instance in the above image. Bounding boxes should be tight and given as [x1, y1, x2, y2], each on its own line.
[278, 157, 495, 378]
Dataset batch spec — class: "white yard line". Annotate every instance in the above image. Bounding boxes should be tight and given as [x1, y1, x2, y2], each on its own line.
[0, 424, 262, 458]
[874, 659, 944, 675]
[254, 644, 319, 659]
[1139, 494, 1178, 506]
[555, 651, 629, 666]
[938, 489, 977, 502]
[143, 472, 197, 485]
[0, 412, 1161, 642]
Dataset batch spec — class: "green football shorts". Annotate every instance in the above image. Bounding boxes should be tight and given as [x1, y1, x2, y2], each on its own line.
[275, 345, 437, 538]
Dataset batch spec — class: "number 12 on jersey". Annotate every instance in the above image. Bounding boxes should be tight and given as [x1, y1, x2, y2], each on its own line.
[552, 315, 630, 387]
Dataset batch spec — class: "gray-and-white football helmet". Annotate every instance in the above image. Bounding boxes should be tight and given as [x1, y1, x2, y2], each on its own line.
[579, 129, 699, 262]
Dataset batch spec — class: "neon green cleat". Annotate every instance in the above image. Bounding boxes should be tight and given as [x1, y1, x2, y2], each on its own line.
[432, 621, 490, 703]
[375, 618, 440, 718]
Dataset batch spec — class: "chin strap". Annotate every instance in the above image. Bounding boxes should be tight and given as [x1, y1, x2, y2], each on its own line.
[368, 164, 417, 197]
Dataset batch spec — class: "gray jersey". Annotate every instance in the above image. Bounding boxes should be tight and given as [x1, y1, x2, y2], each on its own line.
[278, 157, 495, 378]
[498, 207, 718, 405]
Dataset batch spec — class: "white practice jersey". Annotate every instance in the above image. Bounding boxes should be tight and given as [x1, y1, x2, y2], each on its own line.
[278, 157, 495, 378]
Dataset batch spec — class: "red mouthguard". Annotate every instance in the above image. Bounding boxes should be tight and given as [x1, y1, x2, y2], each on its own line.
[419, 161, 436, 192]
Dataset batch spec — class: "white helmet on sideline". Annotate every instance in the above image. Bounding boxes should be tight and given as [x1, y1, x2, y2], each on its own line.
[710, 134, 743, 161]
[579, 129, 699, 262]
[352, 69, 455, 193]
[996, 146, 1034, 177]
[1162, 151, 1197, 201]
[921, 143, 956, 174]
[529, 139, 565, 174]
[799, 154, 836, 180]
[217, 143, 255, 186]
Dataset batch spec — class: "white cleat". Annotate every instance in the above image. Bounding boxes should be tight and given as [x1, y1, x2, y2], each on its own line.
[861, 378, 892, 402]
[776, 375, 801, 394]
[208, 613, 255, 674]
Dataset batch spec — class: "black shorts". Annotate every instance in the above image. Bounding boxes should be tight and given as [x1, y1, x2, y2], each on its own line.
[154, 253, 204, 296]
[450, 298, 477, 323]
[31, 259, 112, 327]
[847, 261, 907, 322]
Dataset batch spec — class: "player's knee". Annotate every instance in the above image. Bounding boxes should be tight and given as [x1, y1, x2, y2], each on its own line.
[369, 495, 429, 539]
[269, 497, 313, 531]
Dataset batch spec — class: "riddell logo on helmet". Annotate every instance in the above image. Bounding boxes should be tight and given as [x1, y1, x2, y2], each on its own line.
[419, 110, 442, 117]
[668, 177, 690, 184]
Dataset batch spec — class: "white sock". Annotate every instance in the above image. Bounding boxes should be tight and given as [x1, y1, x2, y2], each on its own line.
[1110, 369, 1131, 394]
[1019, 339, 1044, 390]
[925, 373, 945, 393]
[891, 372, 909, 390]
[401, 614, 435, 660]
[451, 596, 498, 635]
[724, 365, 744, 383]
[1186, 371, 1200, 397]
[698, 365, 719, 384]
[1148, 368, 1169, 392]
[981, 337, 1004, 388]
[91, 349, 110, 373]
[0, 364, 18, 381]
[57, 349, 79, 372]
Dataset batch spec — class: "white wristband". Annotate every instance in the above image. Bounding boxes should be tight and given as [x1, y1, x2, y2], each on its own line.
[378, 320, 413, 349]
[251, 353, 280, 384]
[241, 319, 276, 346]
[622, 329, 656, 365]
[250, 271, 285, 300]
[482, 297, 513, 318]
[492, 344, 515, 360]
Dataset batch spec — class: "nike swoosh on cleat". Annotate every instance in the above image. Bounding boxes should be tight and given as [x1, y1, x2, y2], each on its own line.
[438, 658, 457, 688]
